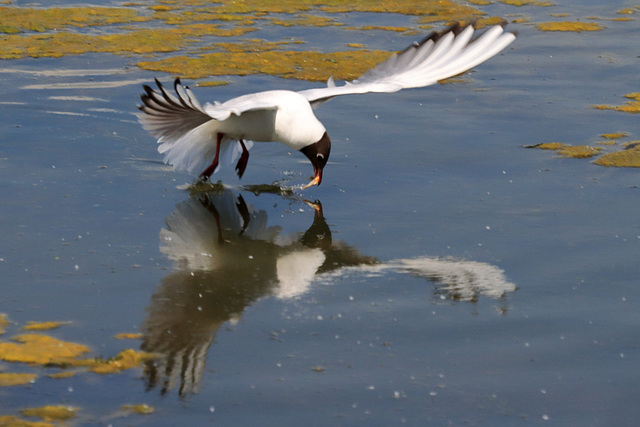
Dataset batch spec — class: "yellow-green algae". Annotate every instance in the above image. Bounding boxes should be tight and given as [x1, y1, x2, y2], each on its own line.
[593, 92, 640, 114]
[527, 132, 640, 167]
[23, 321, 70, 331]
[152, 10, 257, 26]
[500, 0, 553, 6]
[137, 49, 392, 81]
[0, 372, 37, 387]
[0, 6, 149, 33]
[0, 334, 90, 365]
[345, 25, 410, 32]
[601, 132, 628, 140]
[597, 132, 627, 145]
[527, 142, 566, 151]
[0, 1, 510, 81]
[114, 332, 142, 340]
[0, 329, 155, 374]
[556, 145, 602, 158]
[206, 0, 480, 17]
[526, 143, 602, 158]
[197, 80, 230, 87]
[0, 416, 53, 427]
[269, 14, 341, 27]
[21, 406, 77, 422]
[536, 21, 605, 32]
[122, 404, 155, 415]
[85, 349, 156, 374]
[622, 141, 640, 148]
[208, 39, 305, 53]
[0, 314, 8, 335]
[0, 26, 256, 59]
[617, 7, 638, 15]
[594, 145, 640, 168]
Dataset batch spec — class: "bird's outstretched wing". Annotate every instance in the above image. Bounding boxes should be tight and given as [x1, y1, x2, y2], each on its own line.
[137, 79, 276, 175]
[138, 78, 212, 144]
[137, 79, 280, 143]
[298, 23, 516, 108]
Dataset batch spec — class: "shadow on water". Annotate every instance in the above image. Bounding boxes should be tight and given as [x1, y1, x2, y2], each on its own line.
[141, 186, 516, 396]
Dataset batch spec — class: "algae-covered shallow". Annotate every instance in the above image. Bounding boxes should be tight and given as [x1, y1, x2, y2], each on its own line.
[1, 0, 640, 425]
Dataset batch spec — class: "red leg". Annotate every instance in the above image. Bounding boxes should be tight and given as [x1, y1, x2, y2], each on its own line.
[235, 139, 250, 179]
[200, 133, 223, 179]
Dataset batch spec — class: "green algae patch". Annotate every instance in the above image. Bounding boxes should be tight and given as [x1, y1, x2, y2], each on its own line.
[270, 14, 341, 27]
[122, 404, 155, 415]
[114, 332, 142, 340]
[0, 416, 53, 427]
[197, 80, 230, 87]
[85, 349, 156, 374]
[526, 142, 568, 151]
[0, 7, 149, 33]
[206, 0, 480, 18]
[0, 334, 90, 365]
[0, 1, 496, 77]
[526, 143, 602, 158]
[536, 21, 605, 32]
[0, 372, 37, 387]
[210, 39, 305, 53]
[0, 314, 8, 335]
[137, 49, 392, 81]
[556, 145, 602, 158]
[594, 145, 640, 168]
[150, 5, 179, 12]
[500, 0, 553, 6]
[526, 137, 640, 167]
[601, 132, 628, 140]
[0, 25, 257, 59]
[346, 25, 410, 32]
[617, 8, 637, 15]
[21, 406, 77, 422]
[23, 321, 70, 332]
[152, 10, 257, 26]
[593, 92, 640, 114]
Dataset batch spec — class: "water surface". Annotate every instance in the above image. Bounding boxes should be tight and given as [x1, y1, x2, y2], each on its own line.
[1, 1, 639, 425]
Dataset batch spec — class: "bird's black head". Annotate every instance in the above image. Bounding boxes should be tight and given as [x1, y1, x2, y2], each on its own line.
[300, 132, 331, 188]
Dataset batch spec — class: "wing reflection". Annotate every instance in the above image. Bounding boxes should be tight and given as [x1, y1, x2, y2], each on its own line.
[141, 186, 516, 395]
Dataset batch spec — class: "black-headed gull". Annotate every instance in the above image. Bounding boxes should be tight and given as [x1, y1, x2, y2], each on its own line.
[138, 22, 516, 189]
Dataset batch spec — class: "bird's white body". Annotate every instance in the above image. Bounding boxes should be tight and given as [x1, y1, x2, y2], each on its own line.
[138, 23, 516, 186]
[207, 90, 326, 149]
[153, 90, 327, 176]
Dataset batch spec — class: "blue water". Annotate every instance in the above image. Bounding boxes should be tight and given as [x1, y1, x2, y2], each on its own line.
[1, 1, 639, 425]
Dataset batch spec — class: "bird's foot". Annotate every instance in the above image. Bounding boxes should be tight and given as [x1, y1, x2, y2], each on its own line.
[235, 151, 249, 179]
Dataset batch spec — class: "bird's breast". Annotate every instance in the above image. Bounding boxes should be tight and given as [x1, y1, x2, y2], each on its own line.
[272, 97, 326, 150]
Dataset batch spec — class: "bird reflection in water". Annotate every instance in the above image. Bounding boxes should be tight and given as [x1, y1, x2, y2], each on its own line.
[141, 185, 516, 395]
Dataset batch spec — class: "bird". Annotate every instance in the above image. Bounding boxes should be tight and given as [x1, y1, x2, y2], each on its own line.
[137, 22, 516, 189]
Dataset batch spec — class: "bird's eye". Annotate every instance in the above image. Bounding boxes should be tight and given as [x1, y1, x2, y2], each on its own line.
[317, 154, 324, 159]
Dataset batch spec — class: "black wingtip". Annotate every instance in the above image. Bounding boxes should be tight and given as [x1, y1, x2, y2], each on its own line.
[409, 20, 475, 51]
[142, 84, 154, 95]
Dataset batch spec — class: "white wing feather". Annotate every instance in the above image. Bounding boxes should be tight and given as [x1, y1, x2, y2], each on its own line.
[137, 79, 258, 175]
[298, 23, 516, 107]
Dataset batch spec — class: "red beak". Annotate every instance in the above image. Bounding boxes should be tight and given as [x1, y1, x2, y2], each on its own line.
[302, 167, 322, 190]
